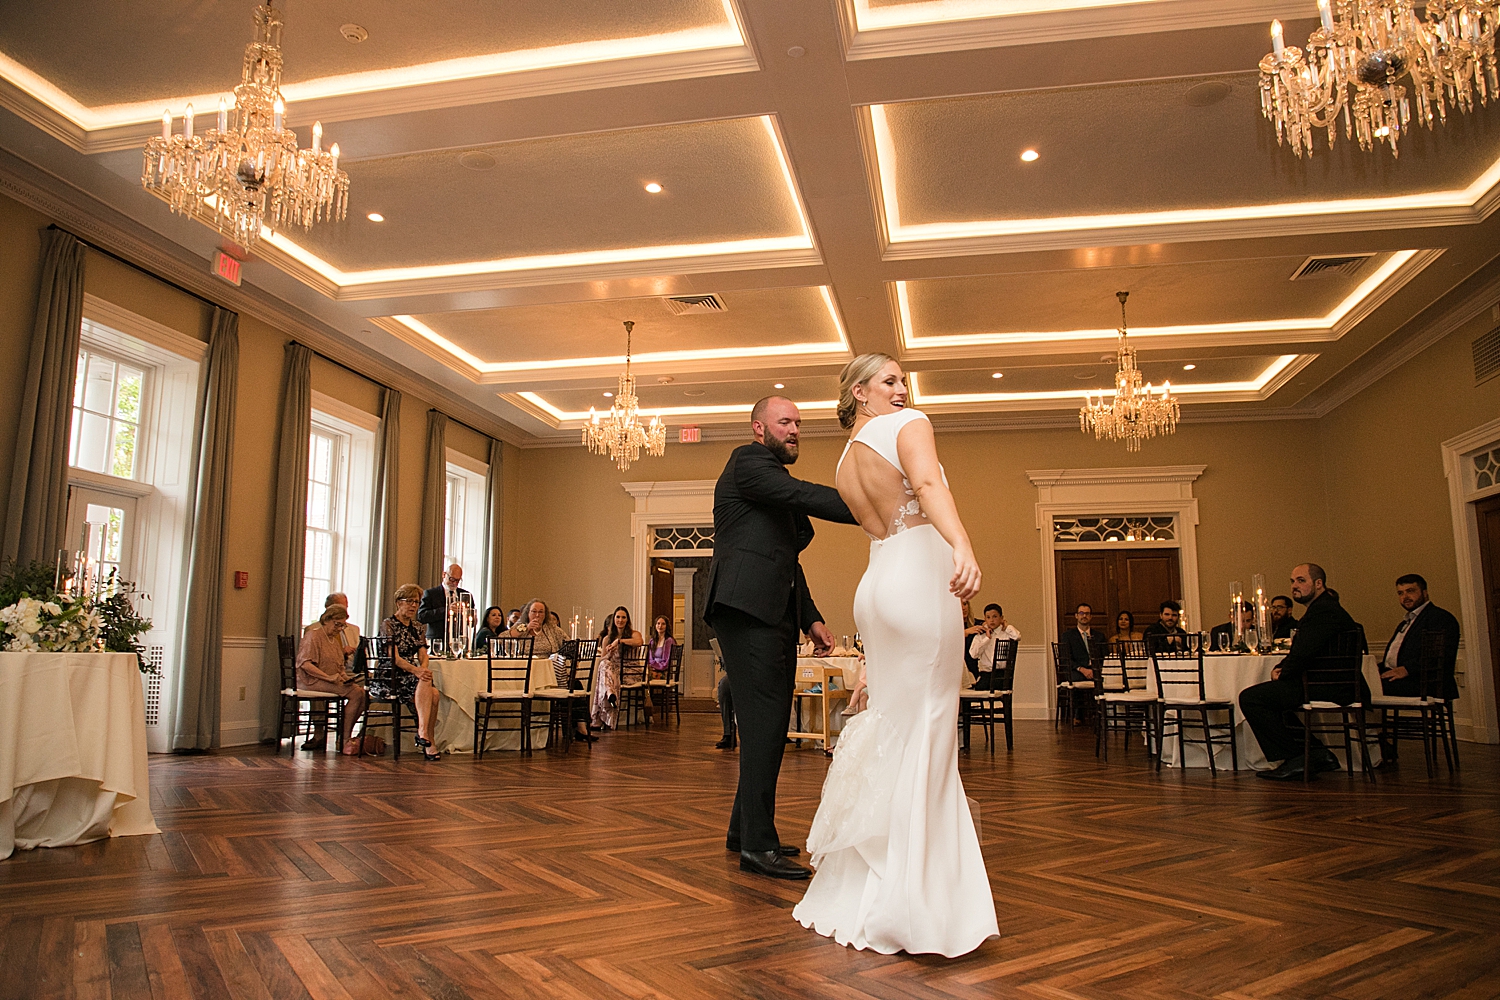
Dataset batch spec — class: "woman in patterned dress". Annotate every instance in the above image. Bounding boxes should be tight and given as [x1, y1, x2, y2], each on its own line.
[591, 606, 643, 733]
[372, 583, 441, 761]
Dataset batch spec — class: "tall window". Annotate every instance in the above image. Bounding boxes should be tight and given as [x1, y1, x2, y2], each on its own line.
[302, 399, 378, 630]
[444, 452, 489, 602]
[70, 348, 145, 479]
[303, 427, 344, 626]
[444, 471, 466, 570]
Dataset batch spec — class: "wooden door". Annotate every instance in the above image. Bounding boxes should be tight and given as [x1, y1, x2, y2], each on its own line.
[650, 558, 675, 633]
[1056, 548, 1182, 639]
[1476, 495, 1500, 726]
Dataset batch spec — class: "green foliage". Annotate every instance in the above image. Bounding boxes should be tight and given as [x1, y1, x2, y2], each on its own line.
[95, 575, 154, 670]
[0, 559, 61, 607]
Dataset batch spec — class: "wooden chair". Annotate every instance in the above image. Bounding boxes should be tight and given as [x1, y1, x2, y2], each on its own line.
[646, 644, 684, 726]
[275, 634, 344, 754]
[1151, 639, 1238, 774]
[618, 645, 650, 728]
[474, 635, 535, 757]
[358, 635, 420, 759]
[789, 659, 853, 756]
[1297, 630, 1376, 783]
[960, 638, 1017, 753]
[1092, 644, 1156, 763]
[531, 639, 598, 752]
[1373, 631, 1455, 777]
[1051, 641, 1088, 728]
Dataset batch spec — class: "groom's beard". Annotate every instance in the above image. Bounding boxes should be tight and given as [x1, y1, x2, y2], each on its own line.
[765, 433, 798, 465]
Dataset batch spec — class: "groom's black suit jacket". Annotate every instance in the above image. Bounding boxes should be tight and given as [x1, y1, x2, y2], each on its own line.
[705, 442, 855, 629]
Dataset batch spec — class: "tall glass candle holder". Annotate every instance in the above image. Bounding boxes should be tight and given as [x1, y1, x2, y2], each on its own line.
[1252, 573, 1270, 652]
[1229, 580, 1244, 651]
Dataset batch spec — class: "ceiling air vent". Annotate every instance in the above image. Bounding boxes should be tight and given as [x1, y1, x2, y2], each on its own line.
[1290, 254, 1375, 280]
[1474, 323, 1500, 386]
[662, 293, 727, 316]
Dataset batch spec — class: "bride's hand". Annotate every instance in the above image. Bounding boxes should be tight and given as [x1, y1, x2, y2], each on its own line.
[950, 546, 981, 601]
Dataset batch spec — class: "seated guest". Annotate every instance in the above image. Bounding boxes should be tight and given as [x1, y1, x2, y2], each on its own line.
[1269, 595, 1298, 638]
[968, 603, 1020, 686]
[507, 598, 570, 656]
[1238, 563, 1362, 780]
[506, 608, 523, 629]
[303, 591, 361, 662]
[295, 604, 368, 753]
[592, 606, 644, 736]
[548, 610, 564, 629]
[647, 616, 676, 675]
[372, 584, 441, 761]
[472, 606, 508, 652]
[1143, 600, 1189, 652]
[1060, 602, 1105, 682]
[1379, 573, 1460, 700]
[960, 599, 985, 678]
[1110, 610, 1142, 644]
[417, 563, 473, 645]
[1211, 602, 1256, 651]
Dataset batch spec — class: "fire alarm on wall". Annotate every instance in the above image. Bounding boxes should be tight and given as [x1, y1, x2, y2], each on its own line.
[234, 571, 249, 589]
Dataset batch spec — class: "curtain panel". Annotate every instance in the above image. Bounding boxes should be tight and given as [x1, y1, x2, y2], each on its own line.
[485, 437, 503, 612]
[417, 409, 448, 589]
[172, 307, 238, 751]
[260, 342, 311, 741]
[366, 387, 401, 629]
[4, 228, 85, 564]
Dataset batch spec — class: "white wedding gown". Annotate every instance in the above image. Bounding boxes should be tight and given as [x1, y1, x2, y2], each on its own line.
[793, 408, 999, 957]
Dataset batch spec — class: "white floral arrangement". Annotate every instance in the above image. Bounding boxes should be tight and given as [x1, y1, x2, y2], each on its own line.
[0, 594, 102, 652]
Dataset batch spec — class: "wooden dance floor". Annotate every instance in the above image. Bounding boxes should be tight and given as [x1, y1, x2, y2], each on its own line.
[3, 715, 1498, 999]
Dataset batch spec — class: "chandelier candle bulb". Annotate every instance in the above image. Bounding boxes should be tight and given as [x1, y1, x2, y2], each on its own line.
[312, 121, 321, 154]
[183, 104, 193, 139]
[1318, 0, 1334, 33]
[217, 97, 227, 132]
[272, 95, 283, 131]
[161, 109, 171, 141]
[1272, 19, 1285, 57]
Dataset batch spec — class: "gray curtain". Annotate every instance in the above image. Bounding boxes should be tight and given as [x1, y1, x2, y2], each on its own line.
[260, 343, 311, 740]
[484, 437, 503, 611]
[173, 307, 239, 751]
[4, 229, 85, 565]
[417, 409, 448, 588]
[366, 387, 401, 631]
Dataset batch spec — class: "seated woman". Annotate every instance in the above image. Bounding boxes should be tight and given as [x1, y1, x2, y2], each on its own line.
[371, 584, 441, 761]
[592, 606, 644, 734]
[1110, 610, 1142, 644]
[295, 604, 368, 754]
[473, 605, 508, 653]
[508, 598, 588, 740]
[643, 615, 676, 723]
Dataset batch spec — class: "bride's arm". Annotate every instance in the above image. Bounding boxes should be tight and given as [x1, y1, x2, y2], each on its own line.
[896, 418, 981, 599]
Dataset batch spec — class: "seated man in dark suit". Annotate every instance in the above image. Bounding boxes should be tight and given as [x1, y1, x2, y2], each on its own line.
[1378, 573, 1460, 700]
[1239, 563, 1363, 781]
[1211, 601, 1255, 651]
[1059, 602, 1106, 682]
[1269, 595, 1298, 639]
[1143, 600, 1189, 652]
[417, 563, 474, 648]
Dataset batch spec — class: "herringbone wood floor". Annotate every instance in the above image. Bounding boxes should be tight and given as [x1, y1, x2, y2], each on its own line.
[3, 715, 1498, 1000]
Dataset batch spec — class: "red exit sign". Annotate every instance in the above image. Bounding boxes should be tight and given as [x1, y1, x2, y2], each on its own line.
[679, 425, 701, 443]
[212, 250, 242, 286]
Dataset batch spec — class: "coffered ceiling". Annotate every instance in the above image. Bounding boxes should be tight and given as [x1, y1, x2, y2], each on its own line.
[1, 0, 1497, 447]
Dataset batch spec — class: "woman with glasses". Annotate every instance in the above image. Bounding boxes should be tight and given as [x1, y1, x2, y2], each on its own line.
[372, 584, 441, 761]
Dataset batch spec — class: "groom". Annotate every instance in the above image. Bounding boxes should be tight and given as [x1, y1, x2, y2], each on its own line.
[705, 396, 856, 880]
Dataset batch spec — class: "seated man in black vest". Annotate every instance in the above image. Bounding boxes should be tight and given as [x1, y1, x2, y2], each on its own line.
[1378, 573, 1460, 700]
[1143, 600, 1189, 652]
[1239, 563, 1364, 781]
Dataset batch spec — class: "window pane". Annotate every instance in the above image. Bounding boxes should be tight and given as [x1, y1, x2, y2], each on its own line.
[69, 408, 82, 467]
[111, 421, 137, 479]
[311, 434, 334, 484]
[82, 355, 116, 415]
[73, 352, 88, 407]
[306, 482, 332, 529]
[74, 411, 112, 473]
[115, 369, 143, 422]
[307, 530, 333, 578]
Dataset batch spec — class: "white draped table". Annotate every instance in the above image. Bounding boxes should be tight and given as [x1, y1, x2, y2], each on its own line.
[427, 657, 555, 753]
[0, 652, 159, 859]
[1150, 653, 1384, 770]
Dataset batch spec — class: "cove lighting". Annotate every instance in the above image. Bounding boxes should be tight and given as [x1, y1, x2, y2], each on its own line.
[517, 392, 838, 424]
[906, 355, 1300, 406]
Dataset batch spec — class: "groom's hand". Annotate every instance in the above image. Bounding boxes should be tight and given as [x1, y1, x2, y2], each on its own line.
[809, 621, 835, 656]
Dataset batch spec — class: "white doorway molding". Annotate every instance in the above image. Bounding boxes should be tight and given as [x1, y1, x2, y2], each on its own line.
[622, 480, 716, 695]
[1028, 466, 1207, 717]
[1441, 417, 1500, 744]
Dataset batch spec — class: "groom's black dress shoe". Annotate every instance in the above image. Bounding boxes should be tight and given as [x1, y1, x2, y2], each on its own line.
[739, 850, 810, 880]
[1257, 758, 1310, 780]
[727, 842, 799, 857]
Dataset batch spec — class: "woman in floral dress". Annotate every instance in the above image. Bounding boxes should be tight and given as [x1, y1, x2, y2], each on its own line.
[371, 583, 440, 761]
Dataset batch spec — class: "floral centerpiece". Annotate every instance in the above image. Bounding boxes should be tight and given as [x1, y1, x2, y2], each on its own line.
[0, 560, 153, 668]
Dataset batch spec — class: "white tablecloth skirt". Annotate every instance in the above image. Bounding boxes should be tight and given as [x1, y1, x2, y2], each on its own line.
[428, 658, 553, 753]
[0, 652, 159, 859]
[1148, 654, 1384, 770]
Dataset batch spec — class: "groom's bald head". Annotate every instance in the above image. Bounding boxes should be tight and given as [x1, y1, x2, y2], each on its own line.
[751, 395, 800, 464]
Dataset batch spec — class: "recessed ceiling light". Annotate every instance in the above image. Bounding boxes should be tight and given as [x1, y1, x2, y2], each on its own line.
[991, 372, 1004, 379]
[1183, 363, 1197, 371]
[459, 150, 497, 171]
[684, 388, 707, 396]
[787, 45, 806, 58]
[644, 182, 663, 193]
[1020, 149, 1039, 162]
[774, 383, 785, 389]
[340, 23, 368, 43]
[603, 391, 613, 398]
[366, 212, 384, 222]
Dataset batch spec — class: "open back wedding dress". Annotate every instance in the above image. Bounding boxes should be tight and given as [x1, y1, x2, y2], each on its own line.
[793, 408, 998, 957]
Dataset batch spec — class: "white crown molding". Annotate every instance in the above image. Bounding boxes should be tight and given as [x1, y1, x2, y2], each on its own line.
[1027, 465, 1206, 488]
[621, 479, 720, 500]
[0, 146, 531, 447]
[82, 292, 207, 361]
[0, 46, 761, 155]
[841, 0, 1314, 60]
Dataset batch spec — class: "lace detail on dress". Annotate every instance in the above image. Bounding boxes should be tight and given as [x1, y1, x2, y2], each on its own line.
[890, 478, 924, 537]
[805, 708, 905, 868]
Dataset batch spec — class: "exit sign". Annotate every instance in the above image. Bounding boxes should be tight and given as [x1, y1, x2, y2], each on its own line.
[212, 250, 242, 286]
[679, 425, 701, 443]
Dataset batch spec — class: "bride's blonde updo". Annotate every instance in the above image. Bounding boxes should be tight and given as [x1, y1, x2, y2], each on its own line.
[837, 353, 897, 429]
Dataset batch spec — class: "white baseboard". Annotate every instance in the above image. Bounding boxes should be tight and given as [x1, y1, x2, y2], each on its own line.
[219, 721, 262, 747]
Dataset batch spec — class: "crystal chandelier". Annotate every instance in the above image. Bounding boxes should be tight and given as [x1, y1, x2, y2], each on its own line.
[1079, 292, 1180, 452]
[141, 2, 349, 250]
[1259, 0, 1499, 158]
[583, 321, 667, 471]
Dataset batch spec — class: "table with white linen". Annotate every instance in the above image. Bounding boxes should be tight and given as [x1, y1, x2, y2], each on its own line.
[1149, 653, 1383, 770]
[427, 656, 555, 753]
[0, 652, 159, 859]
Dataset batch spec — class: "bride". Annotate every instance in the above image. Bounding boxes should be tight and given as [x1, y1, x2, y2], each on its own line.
[793, 353, 999, 957]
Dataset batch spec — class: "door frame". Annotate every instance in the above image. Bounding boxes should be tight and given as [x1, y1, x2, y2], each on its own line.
[1029, 466, 1206, 676]
[622, 480, 717, 696]
[1442, 416, 1500, 743]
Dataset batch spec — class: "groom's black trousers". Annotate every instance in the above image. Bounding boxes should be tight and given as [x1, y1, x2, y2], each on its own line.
[711, 597, 800, 852]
